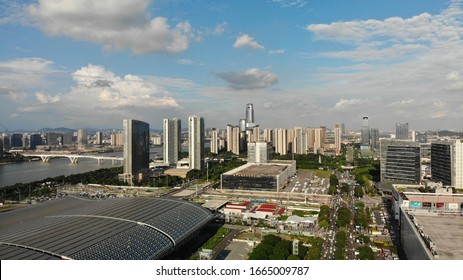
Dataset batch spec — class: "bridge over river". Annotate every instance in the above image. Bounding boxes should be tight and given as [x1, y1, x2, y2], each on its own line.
[21, 153, 124, 165]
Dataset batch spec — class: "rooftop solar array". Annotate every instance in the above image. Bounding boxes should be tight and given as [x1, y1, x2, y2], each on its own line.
[0, 196, 213, 260]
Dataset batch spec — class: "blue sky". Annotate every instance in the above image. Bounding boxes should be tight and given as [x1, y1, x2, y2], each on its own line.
[1, 0, 462, 132]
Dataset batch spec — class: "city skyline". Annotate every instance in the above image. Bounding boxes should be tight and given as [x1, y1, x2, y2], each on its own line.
[1, 1, 463, 131]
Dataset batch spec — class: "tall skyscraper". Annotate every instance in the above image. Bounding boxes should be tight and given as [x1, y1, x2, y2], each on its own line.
[123, 119, 150, 185]
[246, 103, 254, 128]
[62, 133, 73, 145]
[30, 134, 42, 150]
[370, 128, 380, 150]
[361, 116, 370, 145]
[334, 123, 341, 155]
[188, 116, 204, 170]
[163, 118, 181, 165]
[396, 122, 409, 140]
[77, 129, 88, 149]
[431, 140, 463, 189]
[210, 128, 219, 154]
[380, 139, 421, 183]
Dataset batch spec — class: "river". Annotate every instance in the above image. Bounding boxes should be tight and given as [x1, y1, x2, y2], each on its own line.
[0, 146, 169, 187]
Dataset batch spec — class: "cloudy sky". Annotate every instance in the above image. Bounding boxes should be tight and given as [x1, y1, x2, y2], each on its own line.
[1, 0, 462, 132]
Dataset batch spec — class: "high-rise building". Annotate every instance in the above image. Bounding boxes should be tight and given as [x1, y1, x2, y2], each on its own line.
[2, 133, 10, 150]
[274, 128, 287, 155]
[226, 125, 240, 155]
[361, 116, 370, 145]
[30, 134, 42, 150]
[188, 116, 204, 170]
[431, 140, 463, 189]
[10, 133, 23, 148]
[396, 123, 409, 140]
[62, 133, 73, 145]
[248, 142, 273, 163]
[123, 119, 150, 185]
[163, 118, 181, 166]
[77, 129, 88, 149]
[111, 132, 124, 146]
[293, 127, 307, 155]
[380, 139, 421, 183]
[95, 132, 103, 145]
[210, 128, 219, 154]
[46, 132, 61, 146]
[334, 123, 341, 155]
[263, 128, 273, 144]
[370, 128, 380, 150]
[246, 103, 254, 128]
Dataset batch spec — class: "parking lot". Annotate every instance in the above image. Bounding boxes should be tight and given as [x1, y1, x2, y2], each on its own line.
[281, 170, 329, 195]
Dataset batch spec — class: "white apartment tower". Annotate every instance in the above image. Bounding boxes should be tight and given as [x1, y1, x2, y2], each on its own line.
[334, 123, 341, 155]
[211, 128, 219, 154]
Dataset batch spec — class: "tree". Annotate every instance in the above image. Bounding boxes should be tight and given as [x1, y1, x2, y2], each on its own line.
[357, 246, 375, 260]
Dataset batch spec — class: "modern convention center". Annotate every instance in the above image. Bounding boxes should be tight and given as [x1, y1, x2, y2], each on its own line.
[0, 196, 213, 260]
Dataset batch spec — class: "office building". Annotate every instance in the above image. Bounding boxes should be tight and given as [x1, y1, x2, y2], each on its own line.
[210, 128, 219, 154]
[370, 128, 380, 150]
[334, 123, 341, 155]
[248, 142, 273, 163]
[77, 129, 88, 149]
[30, 134, 42, 150]
[361, 116, 370, 145]
[396, 122, 409, 140]
[123, 119, 150, 185]
[246, 103, 254, 128]
[431, 140, 463, 189]
[62, 133, 73, 145]
[10, 133, 23, 148]
[163, 118, 181, 166]
[221, 160, 296, 191]
[46, 132, 61, 146]
[380, 139, 421, 183]
[188, 116, 204, 170]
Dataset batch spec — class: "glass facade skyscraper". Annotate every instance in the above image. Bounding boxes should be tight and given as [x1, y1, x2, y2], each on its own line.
[123, 119, 150, 185]
[188, 116, 204, 170]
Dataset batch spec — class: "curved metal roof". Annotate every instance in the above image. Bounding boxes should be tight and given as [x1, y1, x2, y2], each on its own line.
[0, 196, 212, 260]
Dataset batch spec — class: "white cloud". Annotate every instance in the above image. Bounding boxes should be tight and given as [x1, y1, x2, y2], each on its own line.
[0, 57, 59, 96]
[176, 59, 194, 65]
[268, 49, 286, 55]
[306, 1, 463, 61]
[273, 0, 308, 8]
[334, 98, 368, 110]
[215, 68, 278, 90]
[26, 0, 192, 54]
[233, 34, 264, 50]
[35, 92, 60, 103]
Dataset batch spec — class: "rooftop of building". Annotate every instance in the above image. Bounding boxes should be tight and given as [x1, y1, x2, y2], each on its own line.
[0, 196, 212, 260]
[222, 160, 295, 177]
[411, 214, 463, 260]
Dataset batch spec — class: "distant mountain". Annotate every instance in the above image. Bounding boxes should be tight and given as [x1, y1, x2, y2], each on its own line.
[436, 130, 463, 137]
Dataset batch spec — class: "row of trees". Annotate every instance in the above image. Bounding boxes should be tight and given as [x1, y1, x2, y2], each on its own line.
[336, 207, 351, 227]
[318, 205, 330, 229]
[334, 229, 347, 260]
